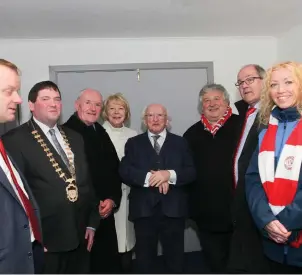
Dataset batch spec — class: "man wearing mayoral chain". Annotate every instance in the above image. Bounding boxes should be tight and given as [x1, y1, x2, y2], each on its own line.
[2, 80, 99, 274]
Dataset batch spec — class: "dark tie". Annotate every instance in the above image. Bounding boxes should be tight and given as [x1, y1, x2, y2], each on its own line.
[49, 129, 70, 168]
[0, 139, 42, 243]
[152, 135, 161, 155]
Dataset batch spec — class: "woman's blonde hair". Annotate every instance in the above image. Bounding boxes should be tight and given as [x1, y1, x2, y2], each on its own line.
[102, 93, 131, 122]
[259, 61, 302, 125]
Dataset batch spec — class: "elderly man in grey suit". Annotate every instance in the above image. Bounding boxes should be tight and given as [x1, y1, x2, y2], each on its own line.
[0, 59, 43, 274]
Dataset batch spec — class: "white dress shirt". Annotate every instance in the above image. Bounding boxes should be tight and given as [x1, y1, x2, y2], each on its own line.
[144, 129, 177, 187]
[33, 116, 74, 162]
[234, 102, 260, 184]
[0, 154, 34, 242]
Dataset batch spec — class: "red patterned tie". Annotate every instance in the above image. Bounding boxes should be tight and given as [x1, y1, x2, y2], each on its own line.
[0, 139, 42, 243]
[233, 107, 256, 188]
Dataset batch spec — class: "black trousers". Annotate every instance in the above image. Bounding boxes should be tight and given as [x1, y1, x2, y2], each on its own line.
[119, 250, 133, 273]
[134, 207, 185, 274]
[90, 216, 120, 274]
[32, 241, 44, 274]
[268, 257, 302, 274]
[43, 244, 89, 274]
[195, 220, 232, 273]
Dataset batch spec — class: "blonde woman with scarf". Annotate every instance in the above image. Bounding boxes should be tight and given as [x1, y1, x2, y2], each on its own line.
[246, 61, 302, 273]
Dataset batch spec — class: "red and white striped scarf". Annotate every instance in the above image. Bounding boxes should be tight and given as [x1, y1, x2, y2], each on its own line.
[259, 113, 302, 247]
[201, 106, 232, 136]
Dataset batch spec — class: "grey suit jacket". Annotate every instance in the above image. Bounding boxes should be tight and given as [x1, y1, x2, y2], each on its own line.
[0, 155, 41, 274]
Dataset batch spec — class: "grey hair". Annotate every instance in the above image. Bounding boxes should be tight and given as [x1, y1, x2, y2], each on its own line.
[199, 83, 230, 106]
[239, 64, 266, 79]
[140, 104, 171, 131]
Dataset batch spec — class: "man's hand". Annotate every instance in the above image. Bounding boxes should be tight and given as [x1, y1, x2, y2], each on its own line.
[159, 181, 169, 195]
[85, 228, 95, 252]
[99, 199, 115, 218]
[265, 220, 291, 244]
[149, 170, 170, 187]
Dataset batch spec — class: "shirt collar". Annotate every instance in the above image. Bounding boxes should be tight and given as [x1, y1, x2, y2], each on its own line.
[250, 101, 260, 110]
[148, 128, 167, 139]
[33, 116, 59, 135]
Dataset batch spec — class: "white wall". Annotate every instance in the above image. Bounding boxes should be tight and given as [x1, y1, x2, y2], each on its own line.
[0, 36, 277, 123]
[278, 24, 302, 62]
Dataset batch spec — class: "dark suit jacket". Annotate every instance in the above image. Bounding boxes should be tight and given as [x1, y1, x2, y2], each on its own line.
[229, 102, 269, 273]
[0, 153, 41, 273]
[2, 119, 99, 253]
[183, 115, 241, 232]
[119, 131, 196, 221]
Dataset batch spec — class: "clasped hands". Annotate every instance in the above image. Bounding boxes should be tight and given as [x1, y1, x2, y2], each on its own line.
[265, 220, 292, 244]
[149, 170, 170, 195]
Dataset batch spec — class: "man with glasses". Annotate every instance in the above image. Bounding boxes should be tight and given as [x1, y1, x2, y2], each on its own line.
[228, 64, 270, 273]
[119, 103, 196, 273]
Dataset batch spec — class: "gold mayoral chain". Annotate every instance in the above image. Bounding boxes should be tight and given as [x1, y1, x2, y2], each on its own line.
[31, 127, 78, 202]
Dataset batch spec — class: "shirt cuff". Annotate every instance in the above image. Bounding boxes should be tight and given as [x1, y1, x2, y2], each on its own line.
[86, 227, 96, 231]
[167, 170, 177, 185]
[144, 172, 151, 187]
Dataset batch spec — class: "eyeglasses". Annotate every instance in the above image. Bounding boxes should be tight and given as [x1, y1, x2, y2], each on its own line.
[145, 113, 166, 119]
[235, 76, 262, 87]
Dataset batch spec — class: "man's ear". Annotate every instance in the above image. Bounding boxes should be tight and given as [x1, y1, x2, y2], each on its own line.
[74, 100, 79, 111]
[28, 100, 34, 112]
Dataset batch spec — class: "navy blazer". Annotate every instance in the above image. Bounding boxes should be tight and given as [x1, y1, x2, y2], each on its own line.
[0, 155, 41, 274]
[119, 131, 196, 221]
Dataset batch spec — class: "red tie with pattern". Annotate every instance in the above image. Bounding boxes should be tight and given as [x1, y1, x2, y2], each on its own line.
[0, 139, 42, 243]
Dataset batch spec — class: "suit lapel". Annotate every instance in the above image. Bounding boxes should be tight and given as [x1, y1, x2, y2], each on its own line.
[159, 131, 171, 155]
[143, 132, 158, 155]
[241, 115, 259, 154]
[0, 162, 24, 209]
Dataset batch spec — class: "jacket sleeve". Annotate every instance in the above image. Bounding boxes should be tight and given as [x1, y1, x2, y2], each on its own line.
[119, 138, 150, 187]
[245, 145, 276, 234]
[276, 183, 302, 231]
[172, 138, 196, 186]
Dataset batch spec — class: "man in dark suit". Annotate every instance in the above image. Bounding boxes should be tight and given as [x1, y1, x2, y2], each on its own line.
[64, 88, 121, 274]
[228, 64, 270, 273]
[2, 81, 99, 274]
[0, 59, 43, 273]
[119, 103, 196, 273]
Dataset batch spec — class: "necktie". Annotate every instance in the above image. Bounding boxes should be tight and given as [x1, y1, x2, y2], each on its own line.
[152, 135, 161, 155]
[233, 107, 257, 187]
[0, 139, 41, 243]
[49, 129, 70, 168]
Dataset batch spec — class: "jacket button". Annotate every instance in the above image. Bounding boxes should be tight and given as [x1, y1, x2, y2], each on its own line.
[28, 252, 32, 258]
[24, 224, 28, 229]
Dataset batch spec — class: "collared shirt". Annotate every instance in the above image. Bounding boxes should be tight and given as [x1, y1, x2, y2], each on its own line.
[144, 129, 177, 187]
[0, 154, 34, 242]
[234, 102, 260, 184]
[33, 116, 74, 162]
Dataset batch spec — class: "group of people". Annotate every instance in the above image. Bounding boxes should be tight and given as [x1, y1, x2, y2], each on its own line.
[1, 57, 302, 274]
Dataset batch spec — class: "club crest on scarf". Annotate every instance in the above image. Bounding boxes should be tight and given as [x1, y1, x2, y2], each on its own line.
[284, 156, 295, 170]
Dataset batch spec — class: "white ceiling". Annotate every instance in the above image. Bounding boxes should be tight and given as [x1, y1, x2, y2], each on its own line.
[1, 0, 302, 39]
